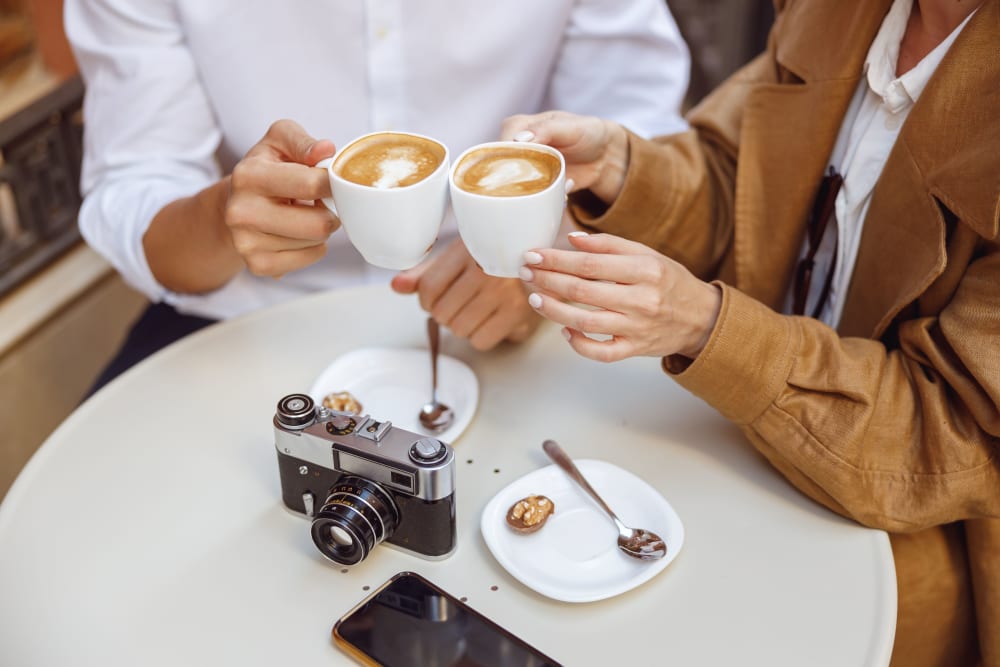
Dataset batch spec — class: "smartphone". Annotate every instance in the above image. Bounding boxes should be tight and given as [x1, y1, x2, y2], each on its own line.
[332, 571, 563, 667]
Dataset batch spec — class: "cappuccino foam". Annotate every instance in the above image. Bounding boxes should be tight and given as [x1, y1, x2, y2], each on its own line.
[334, 133, 445, 189]
[454, 147, 561, 197]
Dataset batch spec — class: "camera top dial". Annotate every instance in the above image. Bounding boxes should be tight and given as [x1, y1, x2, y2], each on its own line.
[409, 437, 448, 465]
[276, 394, 315, 429]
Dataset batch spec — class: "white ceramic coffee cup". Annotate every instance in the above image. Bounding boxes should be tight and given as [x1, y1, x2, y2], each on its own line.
[449, 141, 566, 278]
[317, 131, 450, 270]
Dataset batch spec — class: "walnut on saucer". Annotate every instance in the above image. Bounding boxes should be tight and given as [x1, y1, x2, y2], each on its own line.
[321, 390, 362, 414]
[506, 495, 555, 534]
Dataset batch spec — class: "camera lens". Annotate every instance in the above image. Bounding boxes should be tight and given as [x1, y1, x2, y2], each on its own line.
[310, 476, 400, 565]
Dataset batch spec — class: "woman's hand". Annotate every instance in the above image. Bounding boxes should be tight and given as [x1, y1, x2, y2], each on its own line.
[225, 119, 340, 277]
[519, 233, 722, 362]
[500, 111, 629, 205]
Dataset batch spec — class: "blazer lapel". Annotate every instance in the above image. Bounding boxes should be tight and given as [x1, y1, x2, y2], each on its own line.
[839, 0, 1000, 338]
[733, 0, 892, 309]
[736, 81, 858, 308]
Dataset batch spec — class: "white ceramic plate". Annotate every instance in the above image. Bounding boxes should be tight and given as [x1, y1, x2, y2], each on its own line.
[309, 347, 478, 445]
[481, 460, 684, 603]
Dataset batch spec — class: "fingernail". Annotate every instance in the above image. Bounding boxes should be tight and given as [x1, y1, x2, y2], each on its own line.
[524, 251, 543, 265]
[565, 178, 575, 193]
[519, 266, 534, 282]
[528, 293, 543, 309]
[561, 327, 572, 341]
[514, 130, 535, 142]
[568, 231, 588, 238]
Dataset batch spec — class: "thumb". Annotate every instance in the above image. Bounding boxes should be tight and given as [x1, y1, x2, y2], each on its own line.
[391, 257, 433, 294]
[265, 119, 335, 165]
[304, 138, 337, 166]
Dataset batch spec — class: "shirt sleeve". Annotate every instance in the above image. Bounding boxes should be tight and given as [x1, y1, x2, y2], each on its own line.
[64, 0, 223, 302]
[544, 0, 690, 138]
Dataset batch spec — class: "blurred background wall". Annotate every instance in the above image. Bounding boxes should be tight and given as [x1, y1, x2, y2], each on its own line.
[672, 0, 774, 106]
[0, 0, 776, 501]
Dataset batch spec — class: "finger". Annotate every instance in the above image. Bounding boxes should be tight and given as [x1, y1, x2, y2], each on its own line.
[254, 119, 329, 165]
[391, 255, 435, 294]
[231, 228, 329, 254]
[231, 158, 332, 201]
[467, 310, 511, 351]
[505, 311, 541, 344]
[520, 265, 628, 312]
[567, 232, 662, 257]
[243, 243, 327, 277]
[227, 198, 339, 242]
[430, 269, 483, 325]
[561, 327, 634, 363]
[447, 288, 500, 339]
[499, 111, 589, 150]
[524, 246, 657, 285]
[467, 301, 534, 351]
[304, 139, 337, 166]
[413, 240, 474, 312]
[526, 292, 628, 336]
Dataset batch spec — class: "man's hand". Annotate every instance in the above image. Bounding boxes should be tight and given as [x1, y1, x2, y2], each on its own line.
[225, 119, 340, 277]
[392, 238, 542, 350]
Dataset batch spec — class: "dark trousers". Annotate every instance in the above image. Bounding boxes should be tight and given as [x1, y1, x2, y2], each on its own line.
[85, 302, 217, 398]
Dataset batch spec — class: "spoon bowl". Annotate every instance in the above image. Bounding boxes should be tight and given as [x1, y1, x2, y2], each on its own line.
[542, 439, 667, 561]
[419, 401, 454, 433]
[419, 318, 455, 433]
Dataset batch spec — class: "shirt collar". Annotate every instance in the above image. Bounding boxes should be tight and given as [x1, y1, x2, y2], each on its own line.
[864, 0, 978, 113]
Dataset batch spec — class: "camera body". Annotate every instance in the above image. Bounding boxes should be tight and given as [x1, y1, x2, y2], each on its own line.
[274, 393, 457, 565]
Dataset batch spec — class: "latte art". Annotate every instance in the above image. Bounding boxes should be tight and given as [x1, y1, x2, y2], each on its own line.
[475, 158, 543, 191]
[454, 147, 561, 197]
[334, 133, 446, 189]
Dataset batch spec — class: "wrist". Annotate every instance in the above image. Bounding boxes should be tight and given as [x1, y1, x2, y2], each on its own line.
[679, 282, 722, 359]
[591, 121, 629, 205]
[144, 177, 243, 293]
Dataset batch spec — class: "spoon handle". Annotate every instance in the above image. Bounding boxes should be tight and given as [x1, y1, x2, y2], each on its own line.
[542, 439, 620, 523]
[427, 317, 440, 400]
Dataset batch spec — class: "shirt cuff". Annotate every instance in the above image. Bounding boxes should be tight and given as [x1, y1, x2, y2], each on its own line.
[663, 283, 797, 425]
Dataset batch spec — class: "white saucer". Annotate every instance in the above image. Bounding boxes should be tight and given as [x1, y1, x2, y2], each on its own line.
[481, 460, 684, 603]
[309, 347, 478, 445]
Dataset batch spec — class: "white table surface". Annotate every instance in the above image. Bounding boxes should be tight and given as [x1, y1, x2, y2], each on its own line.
[0, 284, 896, 666]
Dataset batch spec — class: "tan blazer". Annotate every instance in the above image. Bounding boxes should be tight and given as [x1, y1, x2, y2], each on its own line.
[574, 1, 1000, 664]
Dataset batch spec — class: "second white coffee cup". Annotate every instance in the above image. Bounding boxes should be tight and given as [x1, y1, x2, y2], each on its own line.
[449, 141, 566, 278]
[318, 131, 450, 271]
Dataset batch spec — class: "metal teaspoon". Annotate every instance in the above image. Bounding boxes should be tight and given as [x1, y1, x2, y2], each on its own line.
[419, 317, 455, 433]
[542, 439, 667, 561]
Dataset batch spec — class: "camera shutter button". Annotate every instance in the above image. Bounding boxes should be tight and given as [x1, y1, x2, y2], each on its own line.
[326, 414, 357, 435]
[330, 415, 352, 430]
[409, 438, 447, 465]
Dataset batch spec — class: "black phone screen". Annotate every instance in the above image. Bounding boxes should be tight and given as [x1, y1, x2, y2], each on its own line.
[333, 572, 562, 667]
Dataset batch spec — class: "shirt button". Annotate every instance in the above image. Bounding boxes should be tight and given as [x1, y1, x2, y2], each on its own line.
[376, 26, 389, 39]
[884, 114, 902, 131]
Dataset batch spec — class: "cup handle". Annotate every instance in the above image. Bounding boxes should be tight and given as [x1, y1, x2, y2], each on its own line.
[315, 156, 337, 215]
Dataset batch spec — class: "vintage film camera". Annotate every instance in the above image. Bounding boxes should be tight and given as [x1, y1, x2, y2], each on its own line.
[274, 393, 457, 565]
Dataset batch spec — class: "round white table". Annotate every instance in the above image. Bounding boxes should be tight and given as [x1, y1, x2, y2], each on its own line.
[0, 284, 896, 666]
